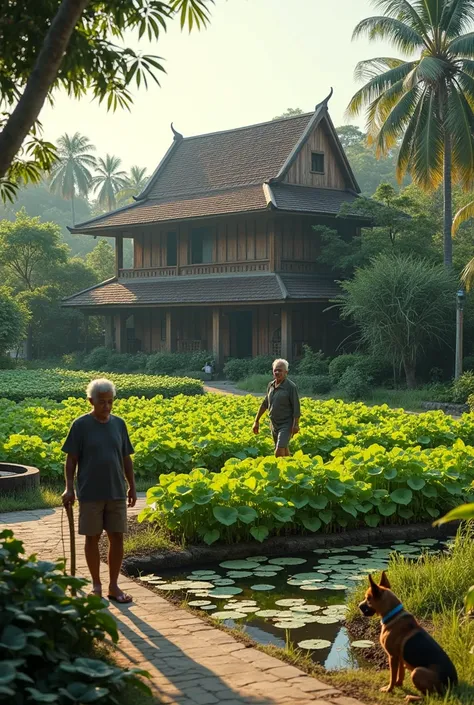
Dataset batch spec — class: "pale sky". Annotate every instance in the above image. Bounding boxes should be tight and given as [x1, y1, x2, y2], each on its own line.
[40, 0, 395, 174]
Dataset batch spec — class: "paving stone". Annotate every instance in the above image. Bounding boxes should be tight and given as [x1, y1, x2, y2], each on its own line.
[289, 677, 341, 693]
[266, 664, 306, 679]
[328, 698, 367, 705]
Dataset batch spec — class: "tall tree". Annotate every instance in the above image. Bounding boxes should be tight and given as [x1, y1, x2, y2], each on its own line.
[347, 0, 474, 267]
[116, 166, 149, 206]
[91, 155, 128, 212]
[86, 239, 115, 281]
[272, 108, 304, 120]
[49, 133, 96, 224]
[0, 1, 213, 200]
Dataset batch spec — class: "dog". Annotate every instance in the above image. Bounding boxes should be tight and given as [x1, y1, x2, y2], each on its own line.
[359, 571, 457, 702]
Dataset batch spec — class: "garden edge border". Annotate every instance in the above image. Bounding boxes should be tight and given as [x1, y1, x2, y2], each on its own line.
[0, 463, 40, 494]
[122, 521, 458, 575]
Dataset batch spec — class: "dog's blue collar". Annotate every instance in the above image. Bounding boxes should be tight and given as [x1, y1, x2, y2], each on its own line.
[381, 604, 404, 625]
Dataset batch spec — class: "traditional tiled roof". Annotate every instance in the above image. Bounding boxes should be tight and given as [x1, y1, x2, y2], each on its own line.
[143, 114, 313, 199]
[69, 98, 361, 234]
[269, 184, 359, 216]
[62, 272, 340, 308]
[69, 186, 267, 231]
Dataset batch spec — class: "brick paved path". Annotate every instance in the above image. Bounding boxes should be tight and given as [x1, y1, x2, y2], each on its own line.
[0, 502, 365, 705]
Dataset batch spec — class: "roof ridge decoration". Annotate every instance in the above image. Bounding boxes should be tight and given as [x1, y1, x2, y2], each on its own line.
[170, 123, 183, 141]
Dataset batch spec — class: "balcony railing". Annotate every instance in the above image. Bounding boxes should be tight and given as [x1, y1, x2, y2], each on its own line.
[280, 260, 319, 273]
[119, 260, 270, 280]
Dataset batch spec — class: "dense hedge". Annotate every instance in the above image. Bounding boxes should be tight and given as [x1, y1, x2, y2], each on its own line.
[0, 369, 203, 402]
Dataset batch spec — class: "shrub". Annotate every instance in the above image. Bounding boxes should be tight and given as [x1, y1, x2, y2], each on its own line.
[356, 355, 392, 385]
[223, 358, 250, 381]
[0, 355, 16, 369]
[61, 351, 86, 370]
[312, 375, 332, 394]
[452, 372, 474, 403]
[338, 367, 370, 400]
[329, 354, 364, 383]
[289, 375, 314, 396]
[0, 529, 149, 702]
[248, 355, 274, 376]
[463, 355, 474, 372]
[297, 345, 329, 376]
[83, 346, 111, 370]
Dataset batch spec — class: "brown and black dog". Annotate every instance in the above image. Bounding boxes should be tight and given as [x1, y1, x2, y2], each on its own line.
[359, 571, 457, 702]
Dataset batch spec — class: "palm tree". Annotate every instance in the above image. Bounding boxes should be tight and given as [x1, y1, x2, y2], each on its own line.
[116, 166, 149, 206]
[49, 132, 96, 224]
[347, 0, 474, 267]
[90, 154, 128, 212]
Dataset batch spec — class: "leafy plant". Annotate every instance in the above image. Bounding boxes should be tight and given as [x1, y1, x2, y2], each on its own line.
[296, 346, 329, 376]
[311, 375, 333, 395]
[453, 372, 474, 404]
[435, 504, 474, 611]
[338, 367, 370, 400]
[0, 529, 150, 702]
[223, 358, 251, 381]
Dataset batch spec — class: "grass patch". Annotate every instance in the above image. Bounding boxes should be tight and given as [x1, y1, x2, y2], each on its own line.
[123, 518, 180, 558]
[0, 477, 156, 514]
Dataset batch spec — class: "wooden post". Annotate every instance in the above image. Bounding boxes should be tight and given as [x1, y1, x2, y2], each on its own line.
[165, 310, 176, 353]
[212, 308, 221, 369]
[115, 235, 123, 277]
[104, 316, 114, 348]
[281, 307, 292, 362]
[114, 313, 127, 353]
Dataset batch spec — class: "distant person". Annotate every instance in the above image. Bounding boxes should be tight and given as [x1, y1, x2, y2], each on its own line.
[61, 378, 136, 603]
[252, 358, 300, 457]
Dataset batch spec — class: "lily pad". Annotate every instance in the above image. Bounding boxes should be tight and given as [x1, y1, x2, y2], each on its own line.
[250, 584, 275, 591]
[190, 570, 219, 577]
[248, 556, 268, 562]
[212, 611, 247, 620]
[254, 571, 278, 577]
[220, 560, 261, 569]
[226, 571, 254, 578]
[415, 539, 438, 546]
[290, 604, 321, 613]
[318, 558, 341, 565]
[315, 615, 340, 624]
[298, 639, 332, 650]
[292, 572, 328, 582]
[269, 557, 307, 566]
[300, 585, 324, 591]
[200, 604, 217, 611]
[256, 610, 281, 618]
[213, 579, 236, 586]
[188, 600, 212, 607]
[208, 587, 243, 597]
[326, 584, 349, 590]
[255, 565, 284, 572]
[275, 598, 306, 607]
[273, 620, 306, 629]
[352, 640, 375, 649]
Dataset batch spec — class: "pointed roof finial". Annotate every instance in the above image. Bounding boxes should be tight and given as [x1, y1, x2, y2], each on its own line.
[171, 122, 183, 141]
[316, 87, 333, 111]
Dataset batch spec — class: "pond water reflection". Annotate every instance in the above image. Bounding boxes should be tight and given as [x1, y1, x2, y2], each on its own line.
[141, 536, 452, 670]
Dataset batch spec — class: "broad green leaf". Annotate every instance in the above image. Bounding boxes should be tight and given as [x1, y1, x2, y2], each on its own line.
[272, 507, 295, 523]
[378, 502, 397, 517]
[236, 506, 258, 524]
[407, 477, 425, 491]
[390, 488, 413, 505]
[301, 516, 322, 532]
[212, 506, 238, 526]
[422, 485, 438, 498]
[365, 514, 381, 527]
[308, 496, 328, 510]
[0, 625, 27, 651]
[319, 509, 334, 525]
[250, 526, 269, 542]
[203, 529, 220, 545]
[397, 507, 414, 519]
[383, 468, 398, 480]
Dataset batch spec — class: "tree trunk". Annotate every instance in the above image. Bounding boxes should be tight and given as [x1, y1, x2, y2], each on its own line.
[403, 359, 417, 389]
[0, 0, 90, 179]
[443, 131, 453, 267]
[71, 192, 76, 225]
[25, 323, 33, 361]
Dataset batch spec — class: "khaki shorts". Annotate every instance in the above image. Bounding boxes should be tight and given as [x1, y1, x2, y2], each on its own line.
[78, 499, 128, 536]
[271, 422, 292, 450]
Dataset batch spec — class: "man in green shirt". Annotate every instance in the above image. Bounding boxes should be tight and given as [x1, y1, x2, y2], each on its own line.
[62, 378, 137, 603]
[252, 358, 301, 456]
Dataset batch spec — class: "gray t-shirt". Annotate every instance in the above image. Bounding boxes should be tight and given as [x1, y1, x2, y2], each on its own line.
[262, 377, 301, 426]
[62, 413, 134, 502]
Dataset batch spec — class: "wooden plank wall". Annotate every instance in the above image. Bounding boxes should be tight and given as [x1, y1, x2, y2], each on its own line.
[284, 122, 347, 189]
[275, 216, 320, 263]
[134, 214, 271, 269]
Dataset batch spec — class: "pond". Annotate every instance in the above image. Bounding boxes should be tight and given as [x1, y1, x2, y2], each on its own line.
[139, 536, 453, 670]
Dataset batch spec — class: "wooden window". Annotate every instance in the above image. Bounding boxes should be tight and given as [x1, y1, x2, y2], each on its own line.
[166, 232, 177, 266]
[191, 227, 213, 264]
[311, 151, 325, 173]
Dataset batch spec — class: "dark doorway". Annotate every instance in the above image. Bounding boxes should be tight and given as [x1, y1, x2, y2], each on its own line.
[229, 311, 253, 358]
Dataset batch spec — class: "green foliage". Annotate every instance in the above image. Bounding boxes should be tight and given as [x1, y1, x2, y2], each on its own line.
[248, 356, 274, 376]
[329, 355, 364, 384]
[0, 529, 150, 702]
[49, 133, 96, 223]
[296, 345, 329, 376]
[90, 155, 128, 212]
[139, 438, 474, 543]
[340, 254, 456, 388]
[0, 287, 28, 356]
[145, 350, 211, 375]
[453, 373, 474, 404]
[0, 369, 203, 403]
[83, 347, 112, 371]
[223, 358, 250, 381]
[84, 240, 115, 282]
[311, 375, 333, 395]
[338, 367, 370, 401]
[272, 108, 304, 120]
[0, 1, 212, 198]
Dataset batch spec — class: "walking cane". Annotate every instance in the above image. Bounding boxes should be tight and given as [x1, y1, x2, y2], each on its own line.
[65, 502, 77, 595]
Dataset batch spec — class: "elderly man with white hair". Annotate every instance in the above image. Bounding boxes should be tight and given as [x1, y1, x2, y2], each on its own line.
[252, 358, 301, 457]
[61, 378, 137, 604]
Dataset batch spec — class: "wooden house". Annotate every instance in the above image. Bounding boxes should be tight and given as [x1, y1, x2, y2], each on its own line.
[63, 92, 364, 366]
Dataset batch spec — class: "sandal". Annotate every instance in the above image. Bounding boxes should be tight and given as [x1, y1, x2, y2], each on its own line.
[107, 592, 133, 604]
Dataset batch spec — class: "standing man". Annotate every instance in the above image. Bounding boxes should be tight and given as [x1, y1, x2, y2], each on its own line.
[61, 378, 137, 603]
[252, 358, 300, 457]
